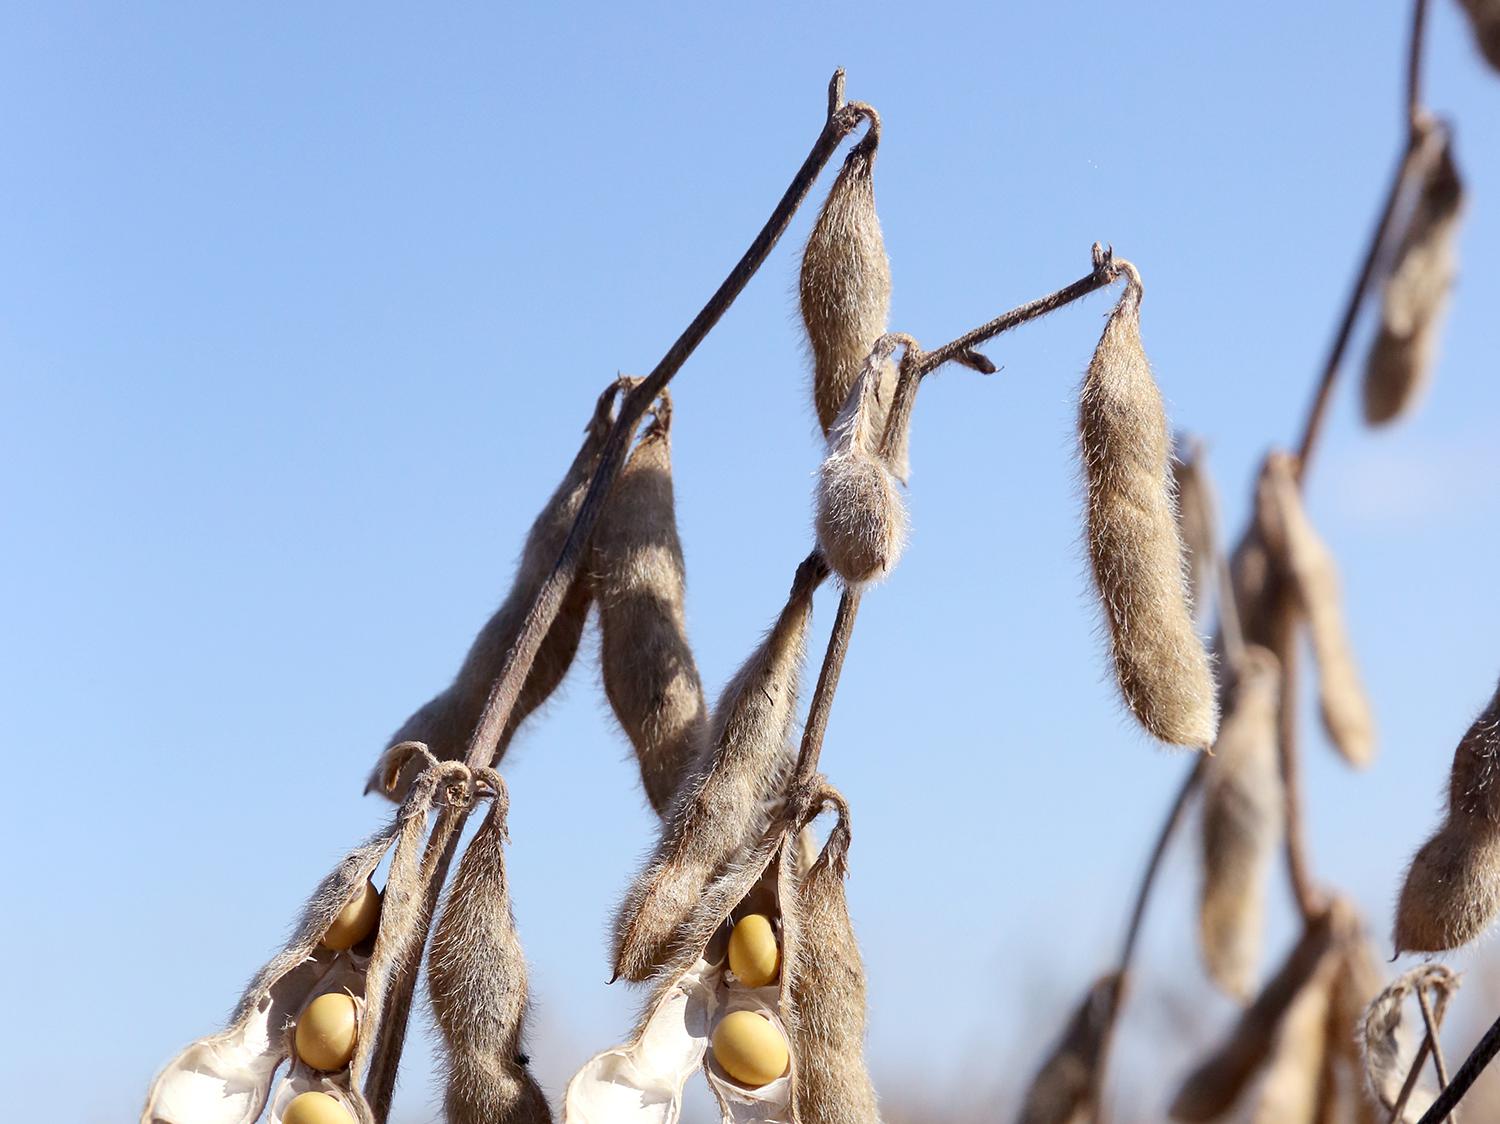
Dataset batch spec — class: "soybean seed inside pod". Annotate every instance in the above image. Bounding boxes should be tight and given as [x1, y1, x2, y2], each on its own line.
[321, 878, 380, 951]
[712, 1010, 789, 1088]
[1078, 262, 1217, 749]
[728, 913, 780, 988]
[281, 1091, 354, 1124]
[294, 992, 358, 1072]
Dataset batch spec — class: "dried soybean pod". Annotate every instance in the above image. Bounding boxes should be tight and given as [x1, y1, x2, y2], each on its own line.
[1015, 973, 1121, 1124]
[1248, 959, 1335, 1124]
[800, 113, 909, 480]
[1259, 453, 1375, 769]
[1172, 440, 1213, 621]
[790, 788, 878, 1124]
[1394, 820, 1500, 953]
[1079, 263, 1217, 749]
[1364, 135, 1464, 426]
[1327, 934, 1391, 1124]
[611, 555, 827, 982]
[1359, 966, 1457, 1121]
[1199, 645, 1284, 1000]
[1394, 677, 1500, 952]
[370, 381, 624, 800]
[142, 750, 450, 1124]
[814, 362, 907, 586]
[1459, 0, 1500, 71]
[1170, 908, 1337, 1121]
[428, 770, 550, 1124]
[590, 390, 709, 817]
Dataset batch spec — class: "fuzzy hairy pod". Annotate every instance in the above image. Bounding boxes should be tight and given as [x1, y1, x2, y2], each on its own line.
[815, 363, 907, 585]
[1015, 973, 1121, 1124]
[789, 793, 879, 1124]
[1247, 956, 1336, 1124]
[1394, 678, 1500, 953]
[1172, 442, 1213, 621]
[144, 751, 471, 1124]
[370, 382, 622, 801]
[1079, 266, 1217, 748]
[1170, 907, 1338, 1121]
[1364, 135, 1464, 425]
[1459, 0, 1500, 71]
[799, 136, 908, 481]
[1327, 934, 1393, 1124]
[1199, 645, 1284, 1000]
[591, 391, 709, 816]
[1257, 454, 1374, 768]
[611, 558, 825, 983]
[429, 772, 550, 1124]
[1359, 965, 1457, 1122]
[568, 784, 844, 1124]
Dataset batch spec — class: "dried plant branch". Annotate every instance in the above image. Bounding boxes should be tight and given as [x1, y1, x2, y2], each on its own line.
[791, 587, 862, 786]
[1417, 984, 1455, 1109]
[1392, 1035, 1434, 1124]
[1418, 1013, 1500, 1124]
[458, 70, 872, 775]
[1294, 0, 1436, 480]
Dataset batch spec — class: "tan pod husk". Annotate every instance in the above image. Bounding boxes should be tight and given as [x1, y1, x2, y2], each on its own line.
[590, 390, 709, 817]
[1326, 930, 1391, 1124]
[1394, 677, 1500, 952]
[1257, 453, 1374, 768]
[371, 381, 623, 800]
[787, 791, 878, 1124]
[612, 558, 824, 982]
[1246, 954, 1337, 1124]
[1015, 973, 1122, 1124]
[1170, 906, 1338, 1121]
[428, 770, 550, 1124]
[1359, 965, 1458, 1122]
[1459, 0, 1500, 71]
[1078, 264, 1217, 749]
[1172, 442, 1213, 622]
[799, 130, 908, 481]
[1363, 135, 1464, 426]
[567, 784, 846, 1124]
[1198, 645, 1284, 1000]
[143, 749, 469, 1124]
[814, 361, 907, 586]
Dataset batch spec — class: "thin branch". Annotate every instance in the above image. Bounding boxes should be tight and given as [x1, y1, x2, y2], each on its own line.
[1408, 0, 1430, 133]
[1415, 1008, 1500, 1124]
[1294, 0, 1436, 482]
[1393, 1035, 1437, 1123]
[791, 586, 863, 785]
[459, 72, 870, 773]
[1418, 984, 1458, 1120]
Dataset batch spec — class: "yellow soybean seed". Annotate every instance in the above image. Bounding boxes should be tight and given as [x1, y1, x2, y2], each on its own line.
[728, 914, 780, 988]
[322, 878, 380, 951]
[282, 1091, 354, 1124]
[712, 1010, 789, 1088]
[295, 992, 358, 1072]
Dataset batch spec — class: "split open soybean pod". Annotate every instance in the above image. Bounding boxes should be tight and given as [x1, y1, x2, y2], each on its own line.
[610, 556, 824, 982]
[1079, 263, 1217, 749]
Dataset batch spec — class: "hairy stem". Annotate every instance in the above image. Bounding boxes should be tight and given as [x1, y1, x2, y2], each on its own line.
[458, 71, 868, 774]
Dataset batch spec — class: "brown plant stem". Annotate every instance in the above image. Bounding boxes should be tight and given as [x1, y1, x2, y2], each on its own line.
[1294, 0, 1435, 481]
[458, 70, 870, 774]
[1393, 1035, 1436, 1123]
[1418, 1010, 1500, 1124]
[1418, 984, 1457, 1117]
[791, 586, 862, 786]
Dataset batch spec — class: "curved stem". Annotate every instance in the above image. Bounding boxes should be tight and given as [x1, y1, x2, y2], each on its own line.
[459, 72, 865, 773]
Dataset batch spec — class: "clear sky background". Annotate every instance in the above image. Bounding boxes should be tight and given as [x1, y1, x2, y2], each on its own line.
[5, 3, 1500, 1121]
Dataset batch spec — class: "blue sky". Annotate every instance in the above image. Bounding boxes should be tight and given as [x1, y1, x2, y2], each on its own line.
[5, 2, 1500, 1120]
